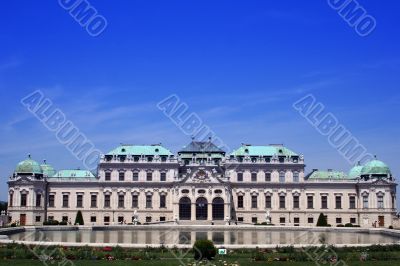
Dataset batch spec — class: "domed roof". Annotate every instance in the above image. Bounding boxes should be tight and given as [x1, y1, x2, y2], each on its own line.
[15, 155, 43, 174]
[40, 160, 56, 177]
[349, 163, 363, 178]
[360, 159, 391, 176]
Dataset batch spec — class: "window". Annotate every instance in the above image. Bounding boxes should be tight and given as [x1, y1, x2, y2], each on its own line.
[104, 194, 111, 208]
[251, 196, 258, 208]
[118, 216, 124, 224]
[336, 217, 342, 224]
[77, 194, 83, 208]
[119, 172, 125, 181]
[132, 172, 139, 181]
[118, 195, 125, 208]
[146, 172, 153, 181]
[321, 195, 328, 209]
[36, 194, 42, 207]
[48, 216, 54, 221]
[62, 216, 68, 222]
[265, 172, 271, 182]
[293, 172, 299, 182]
[308, 217, 314, 224]
[363, 195, 369, 208]
[307, 195, 314, 209]
[349, 196, 356, 209]
[251, 172, 257, 182]
[293, 195, 299, 209]
[237, 172, 243, 182]
[238, 195, 244, 208]
[238, 217, 244, 222]
[35, 216, 41, 222]
[377, 195, 384, 209]
[265, 195, 272, 208]
[350, 217, 356, 224]
[20, 194, 27, 207]
[279, 195, 286, 209]
[146, 195, 152, 208]
[104, 216, 110, 224]
[294, 217, 300, 225]
[280, 217, 286, 224]
[146, 216, 152, 223]
[279, 157, 285, 163]
[160, 172, 166, 181]
[90, 216, 96, 223]
[91, 194, 97, 208]
[198, 189, 206, 194]
[49, 195, 55, 207]
[132, 195, 138, 208]
[62, 194, 69, 208]
[105, 172, 111, 181]
[160, 195, 166, 208]
[9, 193, 13, 207]
[251, 217, 257, 224]
[279, 172, 285, 183]
[214, 189, 222, 194]
[160, 216, 166, 222]
[335, 196, 342, 209]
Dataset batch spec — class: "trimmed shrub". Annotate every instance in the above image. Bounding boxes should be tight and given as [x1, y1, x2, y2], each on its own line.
[344, 223, 353, 227]
[193, 239, 216, 261]
[316, 213, 328, 227]
[75, 210, 84, 225]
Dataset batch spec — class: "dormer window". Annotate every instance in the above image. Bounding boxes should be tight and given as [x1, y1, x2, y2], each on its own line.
[244, 148, 249, 153]
[182, 189, 190, 194]
[155, 148, 159, 152]
[121, 148, 126, 152]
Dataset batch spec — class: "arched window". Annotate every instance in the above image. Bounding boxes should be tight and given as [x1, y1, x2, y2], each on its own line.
[196, 197, 208, 220]
[212, 197, 224, 220]
[179, 197, 191, 220]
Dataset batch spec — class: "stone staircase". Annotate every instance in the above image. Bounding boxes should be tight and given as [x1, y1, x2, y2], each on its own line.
[177, 220, 226, 226]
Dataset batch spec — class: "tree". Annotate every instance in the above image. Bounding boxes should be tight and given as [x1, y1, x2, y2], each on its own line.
[75, 210, 84, 225]
[193, 240, 216, 261]
[316, 213, 328, 227]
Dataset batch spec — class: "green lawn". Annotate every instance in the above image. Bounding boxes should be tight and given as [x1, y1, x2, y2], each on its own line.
[2, 259, 400, 266]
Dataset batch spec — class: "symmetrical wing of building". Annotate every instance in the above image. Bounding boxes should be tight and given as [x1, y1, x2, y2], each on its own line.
[7, 140, 397, 227]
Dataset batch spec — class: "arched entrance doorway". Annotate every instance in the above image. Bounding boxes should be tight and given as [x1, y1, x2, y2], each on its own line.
[212, 197, 224, 220]
[196, 197, 208, 220]
[179, 197, 191, 220]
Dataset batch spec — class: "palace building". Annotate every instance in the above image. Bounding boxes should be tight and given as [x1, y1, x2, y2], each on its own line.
[7, 140, 398, 227]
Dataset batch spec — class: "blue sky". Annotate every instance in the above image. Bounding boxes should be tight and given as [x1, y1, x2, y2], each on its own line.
[1, 0, 400, 204]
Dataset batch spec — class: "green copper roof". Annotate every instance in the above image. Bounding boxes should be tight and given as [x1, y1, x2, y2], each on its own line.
[348, 163, 363, 178]
[231, 145, 298, 157]
[107, 144, 173, 156]
[51, 170, 96, 179]
[361, 160, 391, 176]
[308, 170, 351, 180]
[15, 156, 43, 174]
[41, 161, 56, 177]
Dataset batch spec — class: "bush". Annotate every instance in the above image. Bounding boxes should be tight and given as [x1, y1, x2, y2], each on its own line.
[337, 224, 344, 227]
[43, 220, 59, 225]
[344, 223, 353, 227]
[75, 210, 84, 225]
[389, 225, 394, 229]
[59, 221, 68, 225]
[316, 213, 328, 227]
[193, 240, 216, 261]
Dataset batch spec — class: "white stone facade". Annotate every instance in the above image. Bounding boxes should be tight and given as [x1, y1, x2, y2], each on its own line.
[7, 142, 397, 228]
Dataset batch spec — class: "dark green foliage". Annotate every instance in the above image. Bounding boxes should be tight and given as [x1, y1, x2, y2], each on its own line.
[193, 239, 216, 260]
[75, 210, 84, 225]
[316, 213, 328, 226]
[0, 201, 7, 212]
[43, 220, 59, 225]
